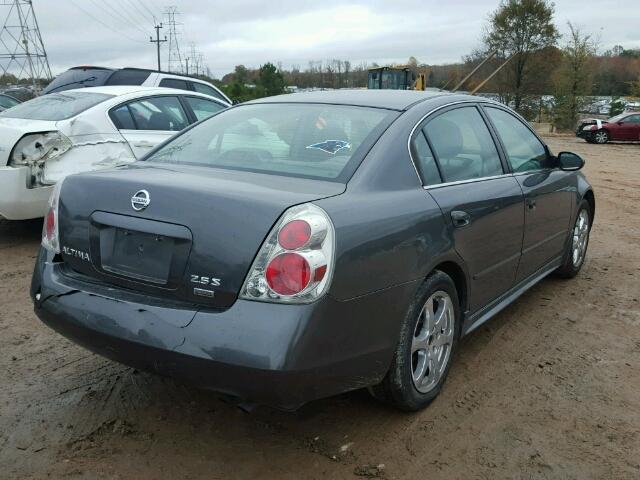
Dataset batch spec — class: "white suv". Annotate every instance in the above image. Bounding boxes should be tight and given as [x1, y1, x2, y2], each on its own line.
[42, 67, 232, 105]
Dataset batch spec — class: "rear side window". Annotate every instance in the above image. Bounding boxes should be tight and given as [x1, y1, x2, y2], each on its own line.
[191, 82, 227, 102]
[106, 69, 151, 86]
[159, 78, 189, 91]
[424, 106, 503, 182]
[148, 103, 396, 181]
[0, 92, 113, 120]
[110, 104, 136, 130]
[183, 96, 226, 121]
[411, 132, 441, 185]
[485, 107, 548, 172]
[124, 96, 189, 131]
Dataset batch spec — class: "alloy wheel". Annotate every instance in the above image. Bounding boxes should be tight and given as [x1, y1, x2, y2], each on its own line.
[572, 209, 589, 267]
[594, 131, 608, 144]
[411, 291, 455, 393]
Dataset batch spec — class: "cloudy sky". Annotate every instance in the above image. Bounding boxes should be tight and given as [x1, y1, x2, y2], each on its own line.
[28, 0, 640, 78]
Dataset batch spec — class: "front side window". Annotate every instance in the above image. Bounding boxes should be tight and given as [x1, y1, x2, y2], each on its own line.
[147, 103, 395, 181]
[485, 107, 548, 172]
[624, 114, 640, 124]
[424, 106, 503, 182]
[125, 96, 189, 131]
[184, 96, 226, 121]
[0, 91, 113, 120]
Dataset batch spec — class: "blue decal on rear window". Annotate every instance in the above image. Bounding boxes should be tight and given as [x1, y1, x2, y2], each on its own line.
[306, 140, 351, 155]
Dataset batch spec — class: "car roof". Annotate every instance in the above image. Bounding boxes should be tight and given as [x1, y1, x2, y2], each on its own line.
[245, 89, 462, 111]
[58, 85, 205, 97]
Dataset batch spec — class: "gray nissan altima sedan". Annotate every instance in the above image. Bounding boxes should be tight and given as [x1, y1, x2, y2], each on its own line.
[31, 90, 594, 411]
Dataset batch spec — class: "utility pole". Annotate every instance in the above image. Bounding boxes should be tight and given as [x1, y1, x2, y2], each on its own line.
[0, 0, 52, 90]
[149, 23, 166, 72]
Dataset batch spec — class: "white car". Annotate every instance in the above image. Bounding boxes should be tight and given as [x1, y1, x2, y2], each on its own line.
[0, 85, 228, 220]
[42, 66, 232, 106]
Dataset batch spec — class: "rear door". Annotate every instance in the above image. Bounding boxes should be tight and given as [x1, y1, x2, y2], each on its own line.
[110, 95, 190, 158]
[484, 106, 573, 282]
[414, 104, 524, 313]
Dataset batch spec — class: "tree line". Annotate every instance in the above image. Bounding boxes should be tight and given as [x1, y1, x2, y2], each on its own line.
[212, 0, 639, 131]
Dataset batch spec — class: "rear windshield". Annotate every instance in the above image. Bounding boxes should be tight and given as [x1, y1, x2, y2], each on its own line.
[147, 103, 396, 181]
[0, 91, 113, 120]
[42, 68, 114, 94]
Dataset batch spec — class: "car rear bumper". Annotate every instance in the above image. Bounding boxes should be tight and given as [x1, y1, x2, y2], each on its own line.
[0, 166, 51, 220]
[31, 249, 417, 409]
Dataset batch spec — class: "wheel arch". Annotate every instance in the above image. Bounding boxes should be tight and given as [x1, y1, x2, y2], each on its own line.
[432, 260, 468, 315]
[582, 189, 595, 224]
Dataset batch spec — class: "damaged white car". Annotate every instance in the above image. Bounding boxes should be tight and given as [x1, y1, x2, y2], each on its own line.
[0, 86, 227, 220]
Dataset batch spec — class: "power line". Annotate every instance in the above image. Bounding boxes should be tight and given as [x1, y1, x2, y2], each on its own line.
[119, 0, 155, 28]
[69, 0, 146, 44]
[85, 0, 148, 36]
[138, 0, 158, 23]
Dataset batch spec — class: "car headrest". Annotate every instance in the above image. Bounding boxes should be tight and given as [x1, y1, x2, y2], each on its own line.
[148, 112, 172, 131]
[427, 118, 463, 159]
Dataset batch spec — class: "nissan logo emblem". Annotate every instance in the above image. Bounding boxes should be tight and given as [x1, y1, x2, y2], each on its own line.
[131, 189, 150, 211]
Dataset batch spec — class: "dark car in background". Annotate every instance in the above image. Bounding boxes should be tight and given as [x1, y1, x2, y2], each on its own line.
[0, 93, 20, 112]
[31, 90, 595, 411]
[578, 112, 640, 143]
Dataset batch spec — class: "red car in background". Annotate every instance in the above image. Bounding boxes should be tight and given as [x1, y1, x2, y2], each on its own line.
[581, 112, 640, 144]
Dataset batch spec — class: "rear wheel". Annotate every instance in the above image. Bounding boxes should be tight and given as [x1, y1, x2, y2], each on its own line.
[555, 200, 591, 278]
[370, 271, 460, 411]
[594, 129, 609, 144]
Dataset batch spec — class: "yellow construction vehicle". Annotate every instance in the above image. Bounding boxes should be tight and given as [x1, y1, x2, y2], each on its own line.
[367, 65, 428, 91]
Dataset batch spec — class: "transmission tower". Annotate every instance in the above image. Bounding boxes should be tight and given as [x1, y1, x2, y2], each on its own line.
[0, 0, 51, 89]
[164, 6, 182, 73]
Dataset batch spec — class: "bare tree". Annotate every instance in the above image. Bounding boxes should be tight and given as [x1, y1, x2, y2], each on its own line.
[553, 22, 596, 130]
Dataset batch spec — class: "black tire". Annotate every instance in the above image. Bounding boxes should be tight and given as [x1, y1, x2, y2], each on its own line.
[594, 129, 609, 144]
[370, 271, 460, 411]
[555, 200, 591, 278]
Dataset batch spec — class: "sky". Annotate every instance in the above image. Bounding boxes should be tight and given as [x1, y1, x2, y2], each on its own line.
[24, 0, 640, 78]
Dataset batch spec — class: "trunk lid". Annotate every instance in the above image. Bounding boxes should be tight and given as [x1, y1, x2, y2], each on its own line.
[58, 164, 345, 309]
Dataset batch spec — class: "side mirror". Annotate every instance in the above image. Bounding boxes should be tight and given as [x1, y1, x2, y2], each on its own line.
[557, 151, 585, 171]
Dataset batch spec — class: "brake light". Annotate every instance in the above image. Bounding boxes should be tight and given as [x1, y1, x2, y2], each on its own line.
[41, 179, 64, 253]
[241, 203, 335, 303]
[266, 253, 311, 295]
[278, 220, 311, 250]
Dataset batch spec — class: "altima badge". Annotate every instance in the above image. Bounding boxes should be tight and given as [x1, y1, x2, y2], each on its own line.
[131, 190, 150, 211]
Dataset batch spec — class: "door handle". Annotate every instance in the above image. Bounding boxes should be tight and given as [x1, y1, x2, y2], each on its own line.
[133, 141, 154, 148]
[451, 210, 471, 228]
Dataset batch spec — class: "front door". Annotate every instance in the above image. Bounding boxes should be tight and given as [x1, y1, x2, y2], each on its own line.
[417, 105, 524, 313]
[484, 106, 573, 282]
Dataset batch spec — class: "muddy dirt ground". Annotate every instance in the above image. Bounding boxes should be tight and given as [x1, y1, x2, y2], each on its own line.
[1, 136, 638, 479]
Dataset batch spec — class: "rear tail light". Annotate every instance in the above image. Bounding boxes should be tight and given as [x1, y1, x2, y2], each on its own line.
[241, 203, 335, 303]
[10, 131, 72, 167]
[41, 179, 64, 254]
